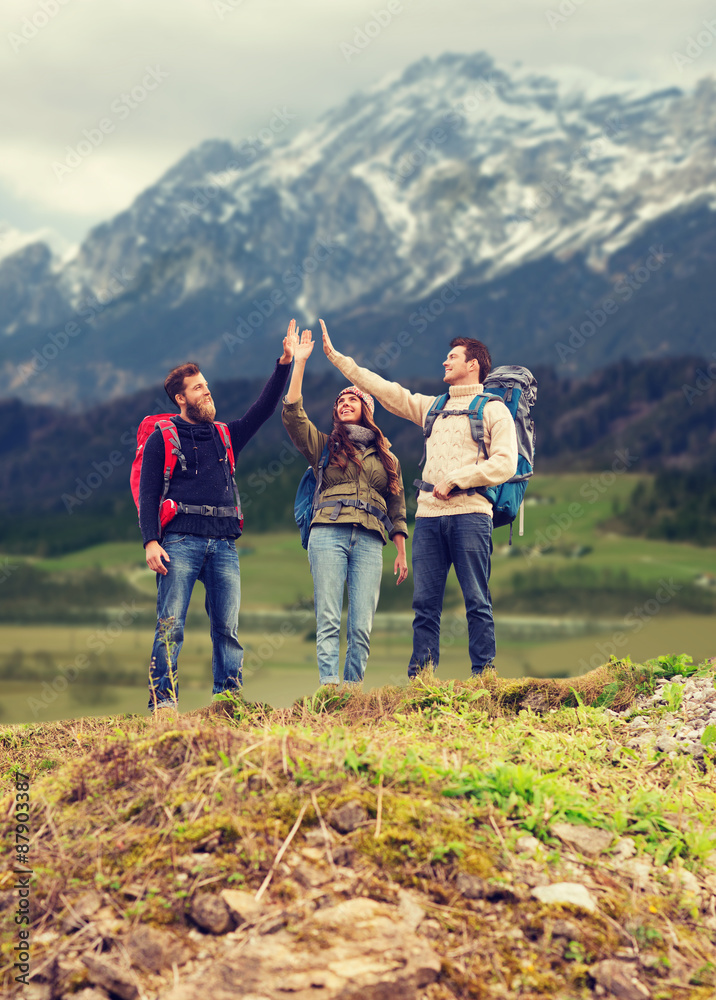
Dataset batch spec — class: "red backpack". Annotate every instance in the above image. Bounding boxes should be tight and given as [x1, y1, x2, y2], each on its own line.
[130, 414, 242, 534]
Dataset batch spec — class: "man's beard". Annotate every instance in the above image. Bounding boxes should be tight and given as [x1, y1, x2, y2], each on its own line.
[186, 399, 216, 423]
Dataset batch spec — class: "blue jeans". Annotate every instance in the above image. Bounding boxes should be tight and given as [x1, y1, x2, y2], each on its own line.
[408, 513, 495, 678]
[307, 524, 383, 684]
[148, 533, 243, 709]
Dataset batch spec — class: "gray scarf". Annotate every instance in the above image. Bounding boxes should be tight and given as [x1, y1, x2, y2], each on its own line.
[345, 424, 376, 450]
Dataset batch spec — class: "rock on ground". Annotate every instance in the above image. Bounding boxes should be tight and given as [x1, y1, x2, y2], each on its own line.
[157, 896, 440, 1000]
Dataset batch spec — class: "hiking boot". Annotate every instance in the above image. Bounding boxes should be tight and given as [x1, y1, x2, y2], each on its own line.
[471, 661, 495, 677]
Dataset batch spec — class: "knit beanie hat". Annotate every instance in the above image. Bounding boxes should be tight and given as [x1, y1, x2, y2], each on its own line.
[335, 385, 375, 416]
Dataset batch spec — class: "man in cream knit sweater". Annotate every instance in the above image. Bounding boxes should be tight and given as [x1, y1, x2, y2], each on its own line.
[320, 321, 517, 678]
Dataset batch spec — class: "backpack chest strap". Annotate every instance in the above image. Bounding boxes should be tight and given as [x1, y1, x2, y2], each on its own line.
[313, 497, 394, 534]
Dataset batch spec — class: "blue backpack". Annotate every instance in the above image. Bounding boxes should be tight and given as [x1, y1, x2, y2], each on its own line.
[294, 444, 330, 549]
[416, 365, 537, 542]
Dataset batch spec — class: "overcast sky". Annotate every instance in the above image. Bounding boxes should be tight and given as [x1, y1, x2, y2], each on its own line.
[2, 0, 715, 250]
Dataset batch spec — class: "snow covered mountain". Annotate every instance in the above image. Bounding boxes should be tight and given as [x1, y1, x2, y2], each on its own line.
[2, 52, 715, 405]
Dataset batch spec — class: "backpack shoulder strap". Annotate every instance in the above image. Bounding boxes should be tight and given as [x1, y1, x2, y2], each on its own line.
[213, 420, 243, 520]
[467, 392, 504, 452]
[156, 419, 187, 501]
[419, 393, 449, 468]
[214, 421, 235, 474]
[314, 441, 331, 496]
[423, 393, 449, 438]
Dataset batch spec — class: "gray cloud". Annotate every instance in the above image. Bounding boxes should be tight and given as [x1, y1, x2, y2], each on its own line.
[1, 0, 714, 244]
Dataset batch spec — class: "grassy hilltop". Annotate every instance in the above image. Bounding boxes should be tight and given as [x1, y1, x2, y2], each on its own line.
[2, 658, 716, 999]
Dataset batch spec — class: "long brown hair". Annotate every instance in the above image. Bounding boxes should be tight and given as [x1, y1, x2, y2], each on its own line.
[327, 399, 401, 495]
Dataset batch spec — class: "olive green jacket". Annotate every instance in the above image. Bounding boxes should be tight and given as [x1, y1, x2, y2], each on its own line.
[282, 396, 408, 543]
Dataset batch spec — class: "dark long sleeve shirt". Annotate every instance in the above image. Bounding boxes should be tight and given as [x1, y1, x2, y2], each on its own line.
[138, 359, 290, 545]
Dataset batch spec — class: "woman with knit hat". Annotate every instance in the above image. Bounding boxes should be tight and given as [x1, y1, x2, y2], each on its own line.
[282, 320, 408, 687]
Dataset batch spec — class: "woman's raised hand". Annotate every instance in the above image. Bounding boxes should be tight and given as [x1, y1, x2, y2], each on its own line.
[295, 327, 315, 364]
[319, 318, 334, 357]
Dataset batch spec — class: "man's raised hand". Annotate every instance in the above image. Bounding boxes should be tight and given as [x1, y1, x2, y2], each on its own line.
[280, 319, 299, 364]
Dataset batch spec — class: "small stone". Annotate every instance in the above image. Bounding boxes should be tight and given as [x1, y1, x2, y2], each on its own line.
[61, 891, 103, 933]
[628, 734, 655, 750]
[551, 822, 613, 856]
[189, 893, 233, 935]
[456, 872, 520, 902]
[640, 954, 660, 970]
[532, 883, 597, 913]
[82, 955, 139, 1000]
[552, 918, 582, 940]
[301, 846, 326, 862]
[305, 828, 333, 847]
[397, 889, 425, 932]
[590, 959, 651, 999]
[312, 896, 382, 931]
[331, 845, 355, 867]
[655, 735, 679, 753]
[127, 926, 188, 974]
[621, 858, 654, 888]
[220, 889, 264, 927]
[291, 862, 332, 888]
[175, 853, 217, 872]
[672, 868, 700, 895]
[456, 872, 487, 899]
[611, 837, 637, 862]
[327, 801, 368, 834]
[120, 883, 146, 899]
[516, 835, 540, 855]
[258, 912, 290, 935]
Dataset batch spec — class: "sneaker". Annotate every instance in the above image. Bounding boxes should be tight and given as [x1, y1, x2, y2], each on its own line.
[471, 661, 496, 677]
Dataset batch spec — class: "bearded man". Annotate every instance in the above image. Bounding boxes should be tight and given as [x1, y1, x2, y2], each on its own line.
[139, 335, 293, 712]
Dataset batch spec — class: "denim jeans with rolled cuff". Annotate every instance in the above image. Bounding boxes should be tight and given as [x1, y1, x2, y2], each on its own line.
[307, 523, 383, 685]
[407, 513, 495, 678]
[148, 533, 243, 710]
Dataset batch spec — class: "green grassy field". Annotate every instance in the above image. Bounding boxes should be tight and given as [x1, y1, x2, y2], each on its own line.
[33, 473, 716, 597]
[1, 474, 714, 725]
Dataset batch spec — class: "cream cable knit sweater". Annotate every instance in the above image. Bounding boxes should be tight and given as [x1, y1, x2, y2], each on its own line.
[327, 350, 518, 518]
